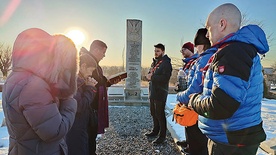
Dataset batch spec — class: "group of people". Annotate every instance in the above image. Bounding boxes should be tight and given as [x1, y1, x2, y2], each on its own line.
[1, 2, 269, 155]
[2, 26, 118, 154]
[145, 3, 269, 155]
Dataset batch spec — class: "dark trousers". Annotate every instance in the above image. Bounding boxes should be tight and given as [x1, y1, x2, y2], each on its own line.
[208, 139, 259, 155]
[150, 99, 166, 138]
[185, 122, 208, 155]
[88, 123, 98, 155]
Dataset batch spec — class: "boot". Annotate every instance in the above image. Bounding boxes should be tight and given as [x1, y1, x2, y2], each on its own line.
[144, 131, 158, 137]
[152, 137, 166, 144]
[176, 140, 188, 148]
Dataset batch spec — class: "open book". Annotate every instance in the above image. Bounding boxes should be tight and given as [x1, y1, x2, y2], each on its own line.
[108, 72, 127, 84]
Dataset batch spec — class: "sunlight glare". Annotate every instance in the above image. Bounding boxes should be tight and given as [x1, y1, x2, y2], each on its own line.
[0, 0, 21, 26]
[66, 29, 85, 46]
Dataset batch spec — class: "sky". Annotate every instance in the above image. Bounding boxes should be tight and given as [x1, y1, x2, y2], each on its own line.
[0, 0, 276, 68]
[0, 92, 275, 154]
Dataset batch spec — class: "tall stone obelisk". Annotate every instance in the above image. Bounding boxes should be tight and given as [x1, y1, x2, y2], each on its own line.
[125, 19, 142, 100]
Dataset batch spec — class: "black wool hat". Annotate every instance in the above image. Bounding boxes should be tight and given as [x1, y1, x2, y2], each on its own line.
[194, 28, 210, 46]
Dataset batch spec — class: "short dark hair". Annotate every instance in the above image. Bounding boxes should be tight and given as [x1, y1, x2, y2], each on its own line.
[89, 40, 107, 52]
[154, 43, 165, 51]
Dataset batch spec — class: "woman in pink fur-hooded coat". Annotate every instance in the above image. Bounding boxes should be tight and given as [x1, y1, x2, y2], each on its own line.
[2, 28, 78, 155]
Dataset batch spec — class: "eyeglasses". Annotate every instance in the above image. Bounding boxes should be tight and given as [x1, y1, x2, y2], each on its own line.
[180, 48, 187, 53]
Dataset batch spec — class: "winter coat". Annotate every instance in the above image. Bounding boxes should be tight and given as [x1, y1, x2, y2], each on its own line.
[79, 48, 111, 135]
[66, 76, 97, 155]
[2, 28, 78, 155]
[96, 83, 109, 134]
[189, 25, 268, 145]
[177, 48, 216, 104]
[149, 55, 172, 102]
[90, 55, 111, 134]
[182, 54, 199, 79]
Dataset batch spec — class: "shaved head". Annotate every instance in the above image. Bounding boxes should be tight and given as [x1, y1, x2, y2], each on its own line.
[205, 3, 241, 45]
[209, 3, 241, 31]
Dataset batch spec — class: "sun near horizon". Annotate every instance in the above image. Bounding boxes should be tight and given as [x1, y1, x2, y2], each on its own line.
[65, 28, 86, 47]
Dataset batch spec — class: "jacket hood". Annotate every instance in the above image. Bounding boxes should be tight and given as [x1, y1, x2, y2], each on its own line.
[12, 28, 55, 77]
[223, 25, 269, 54]
[162, 54, 171, 62]
[12, 28, 78, 98]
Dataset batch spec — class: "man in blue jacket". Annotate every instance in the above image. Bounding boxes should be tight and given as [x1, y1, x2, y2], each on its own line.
[177, 42, 198, 92]
[189, 3, 268, 155]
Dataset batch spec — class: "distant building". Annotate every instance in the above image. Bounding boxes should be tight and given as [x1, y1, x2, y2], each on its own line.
[263, 67, 276, 90]
[263, 67, 274, 75]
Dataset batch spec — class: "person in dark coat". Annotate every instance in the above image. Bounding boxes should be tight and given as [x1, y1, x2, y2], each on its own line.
[145, 43, 172, 144]
[2, 28, 78, 155]
[66, 53, 98, 155]
[80, 40, 121, 155]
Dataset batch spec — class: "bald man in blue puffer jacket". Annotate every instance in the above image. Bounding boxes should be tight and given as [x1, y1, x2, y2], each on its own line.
[189, 3, 268, 155]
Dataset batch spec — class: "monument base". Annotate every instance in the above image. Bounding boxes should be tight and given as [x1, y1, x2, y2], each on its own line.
[108, 86, 149, 105]
[125, 88, 141, 100]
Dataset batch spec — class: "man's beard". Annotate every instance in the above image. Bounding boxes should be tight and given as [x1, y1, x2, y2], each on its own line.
[155, 54, 163, 59]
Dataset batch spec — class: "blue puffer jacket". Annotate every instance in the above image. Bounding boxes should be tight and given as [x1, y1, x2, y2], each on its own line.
[189, 25, 268, 145]
[182, 54, 199, 78]
[177, 48, 216, 104]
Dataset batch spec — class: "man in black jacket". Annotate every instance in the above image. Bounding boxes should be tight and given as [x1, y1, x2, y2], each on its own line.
[145, 43, 172, 144]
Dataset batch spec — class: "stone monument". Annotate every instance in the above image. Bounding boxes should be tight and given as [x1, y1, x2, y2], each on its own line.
[125, 19, 142, 101]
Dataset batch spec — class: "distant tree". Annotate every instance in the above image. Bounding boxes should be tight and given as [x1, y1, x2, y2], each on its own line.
[271, 61, 276, 72]
[170, 57, 183, 85]
[141, 67, 150, 81]
[102, 66, 124, 77]
[170, 57, 183, 69]
[241, 13, 274, 45]
[0, 43, 12, 78]
[267, 62, 276, 84]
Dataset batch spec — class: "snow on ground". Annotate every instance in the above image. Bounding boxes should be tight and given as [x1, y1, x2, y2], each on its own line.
[0, 93, 8, 155]
[166, 94, 275, 155]
[0, 92, 275, 154]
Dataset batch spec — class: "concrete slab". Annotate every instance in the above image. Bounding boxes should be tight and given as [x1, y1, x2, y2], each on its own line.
[167, 116, 183, 153]
[260, 137, 276, 155]
[166, 106, 186, 154]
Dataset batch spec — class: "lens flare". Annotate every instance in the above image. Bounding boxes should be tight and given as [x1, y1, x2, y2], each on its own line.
[0, 0, 21, 26]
